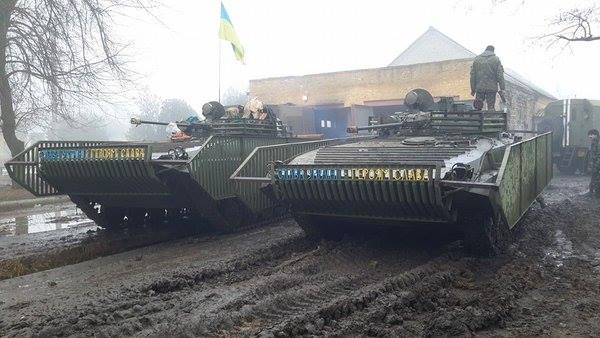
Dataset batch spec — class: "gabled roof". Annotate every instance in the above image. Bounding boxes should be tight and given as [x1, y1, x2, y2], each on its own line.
[389, 27, 556, 99]
[503, 69, 556, 100]
[389, 27, 475, 66]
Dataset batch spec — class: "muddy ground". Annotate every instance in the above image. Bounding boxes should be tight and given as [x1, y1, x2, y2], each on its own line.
[0, 204, 215, 280]
[1, 174, 599, 337]
[0, 187, 35, 202]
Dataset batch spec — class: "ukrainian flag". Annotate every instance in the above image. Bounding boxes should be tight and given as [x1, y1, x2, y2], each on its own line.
[219, 2, 245, 64]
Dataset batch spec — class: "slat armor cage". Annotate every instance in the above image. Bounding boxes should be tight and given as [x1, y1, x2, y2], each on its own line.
[4, 135, 295, 228]
[232, 132, 553, 230]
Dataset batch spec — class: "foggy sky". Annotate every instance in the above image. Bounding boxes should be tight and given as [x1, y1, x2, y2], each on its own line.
[112, 0, 598, 133]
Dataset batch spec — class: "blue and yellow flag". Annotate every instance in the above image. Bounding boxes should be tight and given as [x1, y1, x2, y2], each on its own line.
[219, 2, 245, 64]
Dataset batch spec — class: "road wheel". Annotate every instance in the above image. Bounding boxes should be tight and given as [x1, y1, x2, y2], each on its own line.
[217, 198, 252, 232]
[70, 196, 99, 221]
[96, 206, 127, 230]
[461, 211, 510, 256]
[125, 208, 147, 227]
[147, 209, 166, 226]
[295, 214, 343, 241]
[165, 208, 185, 222]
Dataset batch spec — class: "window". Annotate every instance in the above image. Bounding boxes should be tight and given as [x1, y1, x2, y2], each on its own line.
[320, 120, 333, 128]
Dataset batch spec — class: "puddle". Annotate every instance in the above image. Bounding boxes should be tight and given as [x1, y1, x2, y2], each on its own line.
[544, 229, 600, 268]
[0, 207, 96, 236]
[544, 230, 575, 267]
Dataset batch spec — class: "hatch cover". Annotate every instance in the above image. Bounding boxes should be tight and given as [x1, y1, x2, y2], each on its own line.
[402, 137, 437, 145]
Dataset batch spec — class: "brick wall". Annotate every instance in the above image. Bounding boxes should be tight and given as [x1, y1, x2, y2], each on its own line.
[251, 59, 554, 130]
[505, 82, 554, 130]
[251, 59, 474, 106]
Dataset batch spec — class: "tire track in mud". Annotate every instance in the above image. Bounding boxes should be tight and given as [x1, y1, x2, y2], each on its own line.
[0, 214, 290, 281]
[0, 225, 313, 337]
[242, 254, 461, 337]
[272, 258, 463, 337]
[0, 223, 201, 280]
[150, 236, 458, 337]
[202, 276, 360, 336]
[141, 230, 316, 295]
[270, 198, 588, 337]
[2, 225, 471, 338]
[3, 175, 597, 337]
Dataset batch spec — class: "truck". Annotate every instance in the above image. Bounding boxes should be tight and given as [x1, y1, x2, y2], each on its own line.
[536, 99, 600, 174]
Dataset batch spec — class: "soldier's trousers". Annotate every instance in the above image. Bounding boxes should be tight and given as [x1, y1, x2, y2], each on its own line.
[475, 91, 497, 110]
[591, 170, 600, 197]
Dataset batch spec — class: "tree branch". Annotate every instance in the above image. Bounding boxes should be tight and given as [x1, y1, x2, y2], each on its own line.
[0, 0, 158, 148]
[556, 35, 600, 42]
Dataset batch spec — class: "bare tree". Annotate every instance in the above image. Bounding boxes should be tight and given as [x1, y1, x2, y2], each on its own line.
[0, 0, 154, 157]
[127, 94, 198, 142]
[221, 86, 247, 106]
[127, 89, 161, 141]
[546, 6, 600, 43]
[159, 98, 197, 122]
[491, 1, 599, 46]
[50, 114, 109, 141]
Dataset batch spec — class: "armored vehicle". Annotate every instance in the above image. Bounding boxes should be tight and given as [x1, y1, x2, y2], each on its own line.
[5, 101, 297, 231]
[535, 99, 600, 174]
[233, 89, 553, 254]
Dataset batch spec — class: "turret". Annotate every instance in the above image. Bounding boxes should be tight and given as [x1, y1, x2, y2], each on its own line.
[130, 99, 290, 141]
[347, 89, 506, 136]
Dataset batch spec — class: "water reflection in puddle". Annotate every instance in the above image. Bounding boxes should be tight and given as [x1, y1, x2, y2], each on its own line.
[544, 230, 574, 267]
[544, 229, 600, 268]
[0, 207, 95, 236]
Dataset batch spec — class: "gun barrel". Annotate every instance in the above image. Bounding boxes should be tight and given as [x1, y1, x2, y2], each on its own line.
[347, 122, 406, 133]
[130, 118, 190, 127]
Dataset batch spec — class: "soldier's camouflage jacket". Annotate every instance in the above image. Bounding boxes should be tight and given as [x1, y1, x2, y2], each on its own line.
[470, 51, 506, 93]
[590, 139, 600, 174]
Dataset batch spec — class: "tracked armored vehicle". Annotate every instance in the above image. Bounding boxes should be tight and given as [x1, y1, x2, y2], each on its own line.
[5, 101, 297, 231]
[233, 89, 553, 254]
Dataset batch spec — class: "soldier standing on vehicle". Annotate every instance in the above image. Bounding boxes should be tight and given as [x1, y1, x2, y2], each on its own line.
[470, 45, 506, 110]
[587, 129, 600, 197]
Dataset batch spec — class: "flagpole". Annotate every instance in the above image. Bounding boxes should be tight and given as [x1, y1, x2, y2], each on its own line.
[218, 38, 222, 103]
